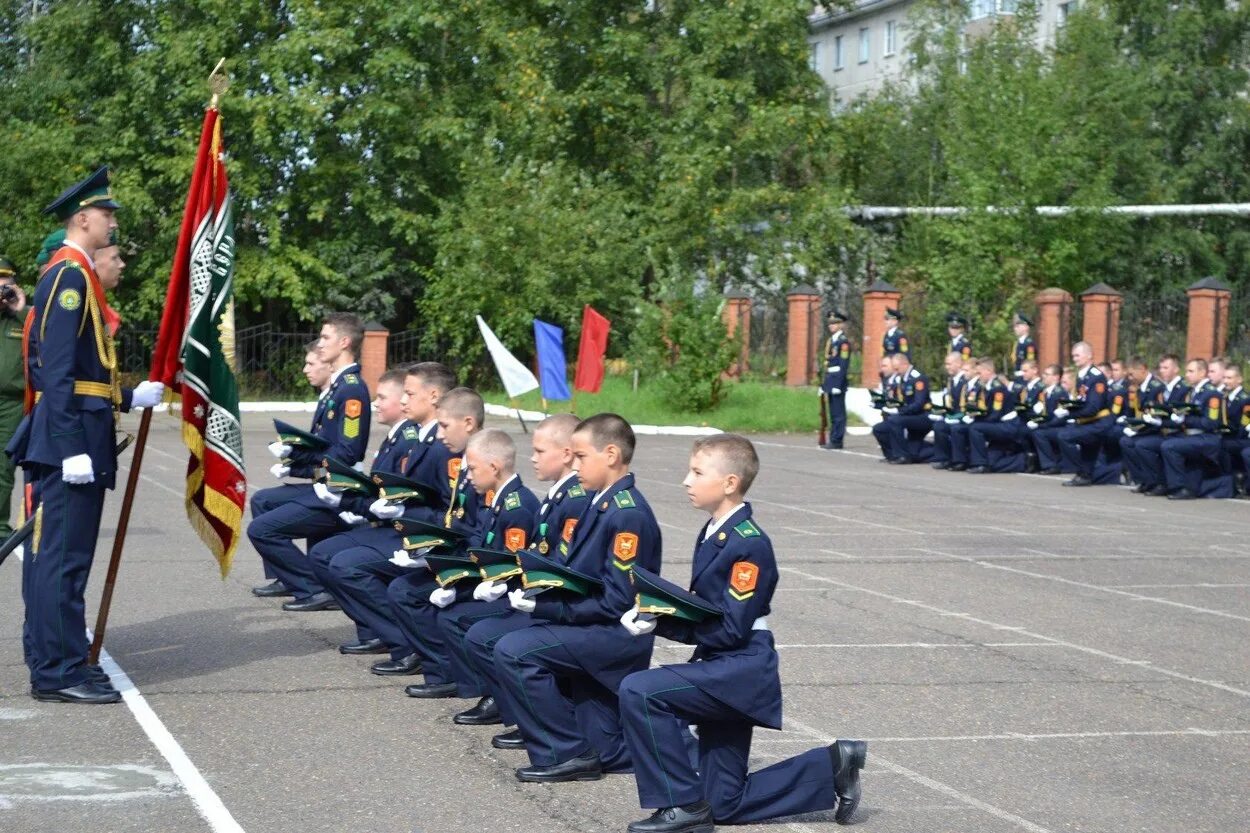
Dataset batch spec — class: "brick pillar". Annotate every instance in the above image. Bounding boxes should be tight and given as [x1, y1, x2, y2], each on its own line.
[860, 279, 901, 387]
[722, 291, 752, 378]
[1079, 283, 1122, 365]
[785, 285, 821, 386]
[1186, 277, 1232, 361]
[1034, 287, 1073, 368]
[360, 321, 390, 393]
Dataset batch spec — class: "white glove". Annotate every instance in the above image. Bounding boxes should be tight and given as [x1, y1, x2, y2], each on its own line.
[1053, 407, 1070, 419]
[1116, 415, 1127, 424]
[1002, 411, 1018, 422]
[508, 588, 536, 613]
[1169, 411, 1185, 425]
[430, 587, 457, 608]
[390, 548, 421, 567]
[130, 380, 165, 409]
[1123, 427, 1137, 437]
[817, 388, 824, 397]
[1244, 423, 1250, 436]
[1144, 414, 1162, 426]
[828, 388, 842, 395]
[1026, 421, 1039, 430]
[474, 581, 509, 602]
[269, 462, 290, 479]
[12, 543, 23, 562]
[62, 454, 95, 484]
[961, 415, 974, 425]
[338, 510, 366, 525]
[928, 413, 941, 422]
[1033, 401, 1045, 415]
[268, 441, 292, 459]
[313, 482, 342, 507]
[620, 605, 656, 637]
[369, 498, 402, 520]
[882, 407, 898, 415]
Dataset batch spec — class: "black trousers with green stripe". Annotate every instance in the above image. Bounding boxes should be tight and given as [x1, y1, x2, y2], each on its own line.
[21, 463, 106, 690]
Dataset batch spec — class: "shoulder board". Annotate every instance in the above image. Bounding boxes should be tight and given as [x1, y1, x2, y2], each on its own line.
[567, 483, 586, 498]
[504, 491, 522, 510]
[734, 519, 761, 539]
[613, 490, 636, 509]
[345, 373, 360, 385]
[402, 426, 419, 440]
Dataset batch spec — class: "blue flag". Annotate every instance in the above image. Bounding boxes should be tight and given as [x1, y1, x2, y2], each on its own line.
[533, 319, 572, 401]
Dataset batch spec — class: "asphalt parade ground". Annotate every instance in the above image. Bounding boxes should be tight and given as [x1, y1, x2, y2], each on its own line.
[2, 409, 1249, 833]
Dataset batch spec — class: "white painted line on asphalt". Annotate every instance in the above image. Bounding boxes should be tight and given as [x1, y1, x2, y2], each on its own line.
[1109, 583, 1250, 589]
[921, 547, 1250, 624]
[779, 566, 1250, 700]
[755, 727, 1250, 744]
[97, 647, 245, 833]
[653, 641, 1058, 650]
[783, 717, 1053, 833]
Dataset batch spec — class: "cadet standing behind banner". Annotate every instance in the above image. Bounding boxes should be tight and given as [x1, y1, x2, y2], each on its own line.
[8, 167, 164, 704]
[0, 256, 27, 541]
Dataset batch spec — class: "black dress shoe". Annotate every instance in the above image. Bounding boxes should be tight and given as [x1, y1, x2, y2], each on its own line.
[405, 682, 458, 698]
[887, 457, 910, 465]
[1168, 489, 1197, 500]
[372, 654, 422, 676]
[966, 466, 989, 474]
[1063, 475, 1093, 486]
[1131, 483, 1151, 494]
[1146, 484, 1169, 496]
[340, 638, 388, 655]
[252, 579, 294, 598]
[947, 463, 967, 472]
[930, 461, 949, 470]
[454, 696, 501, 725]
[492, 728, 526, 749]
[281, 592, 341, 612]
[1040, 468, 1061, 475]
[832, 739, 867, 824]
[31, 682, 122, 705]
[627, 801, 714, 833]
[515, 753, 603, 783]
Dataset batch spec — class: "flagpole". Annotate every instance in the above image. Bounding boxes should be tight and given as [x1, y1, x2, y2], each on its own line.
[511, 397, 529, 434]
[88, 408, 153, 664]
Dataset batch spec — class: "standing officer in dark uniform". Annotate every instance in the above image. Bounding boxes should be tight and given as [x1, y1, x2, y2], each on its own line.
[820, 311, 850, 450]
[11, 167, 165, 704]
[947, 312, 972, 360]
[882, 308, 909, 361]
[1012, 313, 1037, 379]
[0, 256, 27, 541]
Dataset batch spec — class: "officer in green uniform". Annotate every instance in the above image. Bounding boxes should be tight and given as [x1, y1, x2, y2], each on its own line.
[0, 256, 27, 540]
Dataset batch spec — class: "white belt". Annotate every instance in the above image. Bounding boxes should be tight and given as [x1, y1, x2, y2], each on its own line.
[751, 616, 770, 632]
[826, 365, 842, 373]
[1184, 428, 1205, 436]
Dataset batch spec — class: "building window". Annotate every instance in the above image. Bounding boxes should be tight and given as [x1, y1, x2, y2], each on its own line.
[1058, 1, 1078, 24]
[858, 27, 870, 64]
[810, 41, 821, 72]
[834, 35, 844, 70]
[970, 0, 1017, 19]
[884, 20, 897, 56]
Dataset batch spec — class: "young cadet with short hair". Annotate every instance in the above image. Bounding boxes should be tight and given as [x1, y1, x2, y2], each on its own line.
[463, 413, 591, 749]
[430, 429, 540, 722]
[494, 413, 662, 783]
[248, 313, 371, 609]
[389, 387, 489, 698]
[617, 435, 866, 832]
[307, 362, 457, 667]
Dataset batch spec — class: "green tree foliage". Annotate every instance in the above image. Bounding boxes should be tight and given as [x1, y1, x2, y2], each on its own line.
[0, 0, 854, 401]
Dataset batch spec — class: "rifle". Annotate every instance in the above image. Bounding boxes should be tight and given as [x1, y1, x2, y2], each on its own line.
[818, 391, 828, 447]
[0, 433, 134, 569]
[869, 390, 903, 410]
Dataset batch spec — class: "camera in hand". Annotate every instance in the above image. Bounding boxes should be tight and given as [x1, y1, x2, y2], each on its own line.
[0, 283, 17, 306]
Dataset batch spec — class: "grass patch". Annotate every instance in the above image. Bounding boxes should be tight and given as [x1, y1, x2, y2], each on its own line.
[484, 375, 862, 434]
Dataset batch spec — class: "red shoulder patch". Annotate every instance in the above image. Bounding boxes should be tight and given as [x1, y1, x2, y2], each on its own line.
[730, 561, 759, 595]
[448, 458, 462, 481]
[345, 399, 362, 418]
[561, 517, 577, 543]
[505, 528, 526, 552]
[613, 532, 639, 562]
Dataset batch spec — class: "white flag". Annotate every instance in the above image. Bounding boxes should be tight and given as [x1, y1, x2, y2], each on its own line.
[476, 315, 540, 399]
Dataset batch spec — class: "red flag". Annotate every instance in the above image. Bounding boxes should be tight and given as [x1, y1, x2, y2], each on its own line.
[574, 305, 610, 393]
[151, 106, 246, 577]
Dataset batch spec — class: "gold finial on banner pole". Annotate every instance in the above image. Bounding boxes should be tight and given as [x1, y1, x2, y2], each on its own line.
[208, 57, 229, 108]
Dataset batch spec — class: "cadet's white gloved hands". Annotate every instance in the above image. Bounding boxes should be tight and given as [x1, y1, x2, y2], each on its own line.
[508, 588, 536, 613]
[1143, 414, 1162, 426]
[1123, 427, 1137, 437]
[270, 462, 290, 480]
[1002, 411, 1018, 422]
[961, 415, 975, 425]
[130, 380, 165, 409]
[828, 388, 842, 395]
[62, 454, 94, 484]
[928, 413, 942, 422]
[430, 587, 457, 608]
[338, 510, 366, 525]
[1026, 421, 1039, 430]
[390, 548, 419, 567]
[314, 482, 342, 507]
[474, 581, 508, 602]
[1245, 423, 1250, 436]
[1116, 415, 1127, 424]
[12, 543, 23, 562]
[1033, 401, 1045, 415]
[882, 407, 898, 416]
[1170, 411, 1186, 425]
[268, 441, 292, 459]
[1053, 407, 1070, 419]
[369, 498, 402, 520]
[620, 605, 656, 637]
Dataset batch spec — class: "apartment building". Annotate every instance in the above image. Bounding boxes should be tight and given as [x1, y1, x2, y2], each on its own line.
[808, 0, 1082, 103]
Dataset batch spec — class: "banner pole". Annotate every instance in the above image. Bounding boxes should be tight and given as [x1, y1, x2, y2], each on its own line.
[88, 407, 154, 665]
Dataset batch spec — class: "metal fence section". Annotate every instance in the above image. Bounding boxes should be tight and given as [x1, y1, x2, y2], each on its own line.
[234, 323, 319, 399]
[746, 296, 788, 380]
[1117, 293, 1187, 362]
[1224, 290, 1250, 366]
